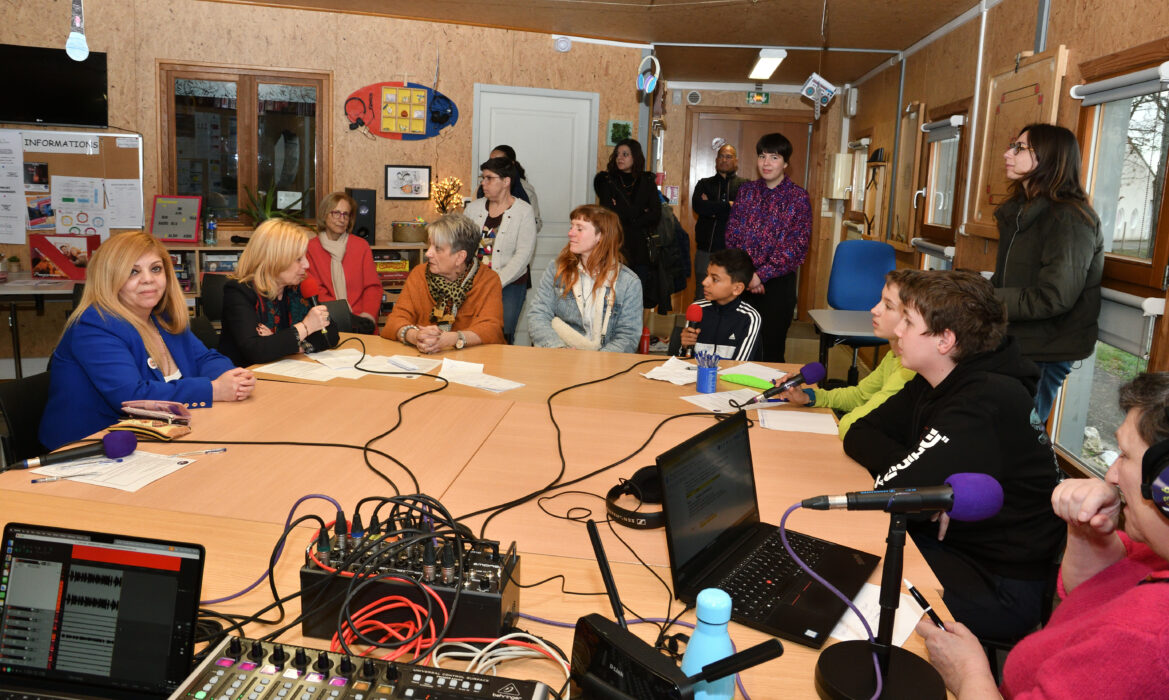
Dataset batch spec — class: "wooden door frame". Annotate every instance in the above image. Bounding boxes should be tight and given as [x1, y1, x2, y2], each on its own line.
[680, 105, 826, 320]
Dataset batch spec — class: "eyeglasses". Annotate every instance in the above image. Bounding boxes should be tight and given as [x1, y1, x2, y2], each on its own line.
[478, 175, 502, 182]
[1006, 141, 1033, 156]
[328, 210, 351, 219]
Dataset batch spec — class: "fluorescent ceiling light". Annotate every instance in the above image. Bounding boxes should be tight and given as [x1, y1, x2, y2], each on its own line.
[749, 49, 787, 80]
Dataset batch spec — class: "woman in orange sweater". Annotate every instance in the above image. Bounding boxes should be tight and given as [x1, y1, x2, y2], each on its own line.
[381, 213, 504, 353]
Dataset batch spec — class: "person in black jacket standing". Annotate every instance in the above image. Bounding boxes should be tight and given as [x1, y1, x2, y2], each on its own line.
[691, 144, 745, 300]
[594, 138, 660, 309]
[992, 123, 1103, 424]
[843, 270, 1064, 643]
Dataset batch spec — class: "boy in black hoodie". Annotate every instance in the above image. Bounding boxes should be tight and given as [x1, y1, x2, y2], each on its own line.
[843, 269, 1064, 642]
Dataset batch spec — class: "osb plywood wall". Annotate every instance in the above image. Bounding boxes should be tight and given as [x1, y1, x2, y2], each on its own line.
[1, 0, 643, 244]
[849, 0, 1169, 264]
[0, 0, 644, 358]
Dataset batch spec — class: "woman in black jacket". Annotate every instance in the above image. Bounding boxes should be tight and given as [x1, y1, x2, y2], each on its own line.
[218, 219, 340, 366]
[593, 138, 660, 309]
[992, 123, 1104, 423]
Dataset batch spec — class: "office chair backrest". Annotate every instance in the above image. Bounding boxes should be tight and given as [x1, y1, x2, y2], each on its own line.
[323, 300, 352, 334]
[0, 371, 51, 465]
[190, 314, 219, 350]
[200, 273, 228, 322]
[826, 240, 896, 311]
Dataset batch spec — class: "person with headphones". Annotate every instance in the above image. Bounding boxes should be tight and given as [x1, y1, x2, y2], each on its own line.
[915, 371, 1169, 699]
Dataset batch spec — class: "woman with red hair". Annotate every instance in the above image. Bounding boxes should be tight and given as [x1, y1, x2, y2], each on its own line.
[527, 204, 642, 353]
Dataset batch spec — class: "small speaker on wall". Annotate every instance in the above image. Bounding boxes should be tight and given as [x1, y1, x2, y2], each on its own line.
[346, 187, 376, 242]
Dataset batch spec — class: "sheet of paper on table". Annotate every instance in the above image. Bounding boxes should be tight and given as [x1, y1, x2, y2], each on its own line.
[829, 583, 927, 647]
[438, 358, 523, 393]
[253, 358, 361, 381]
[681, 388, 759, 413]
[717, 361, 786, 382]
[642, 356, 698, 385]
[758, 407, 839, 434]
[31, 452, 196, 493]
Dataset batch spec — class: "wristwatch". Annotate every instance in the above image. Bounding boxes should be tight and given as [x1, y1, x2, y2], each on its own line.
[455, 331, 466, 350]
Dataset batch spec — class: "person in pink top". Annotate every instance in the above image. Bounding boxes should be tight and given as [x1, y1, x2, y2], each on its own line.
[915, 371, 1169, 699]
[306, 191, 382, 332]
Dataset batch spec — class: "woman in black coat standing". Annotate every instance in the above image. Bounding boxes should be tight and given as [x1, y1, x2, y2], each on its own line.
[593, 138, 660, 309]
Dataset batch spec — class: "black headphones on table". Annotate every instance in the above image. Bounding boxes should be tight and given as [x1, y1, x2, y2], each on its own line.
[606, 465, 664, 529]
[1141, 437, 1169, 519]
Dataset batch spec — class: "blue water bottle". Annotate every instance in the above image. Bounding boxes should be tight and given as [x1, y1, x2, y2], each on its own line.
[680, 587, 735, 700]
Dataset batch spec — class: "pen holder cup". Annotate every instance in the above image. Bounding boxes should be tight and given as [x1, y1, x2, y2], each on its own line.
[697, 366, 718, 394]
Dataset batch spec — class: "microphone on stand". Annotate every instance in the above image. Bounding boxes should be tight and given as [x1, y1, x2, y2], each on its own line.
[801, 472, 1004, 522]
[738, 362, 826, 407]
[8, 432, 137, 471]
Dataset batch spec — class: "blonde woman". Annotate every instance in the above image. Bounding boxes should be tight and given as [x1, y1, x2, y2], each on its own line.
[40, 231, 254, 450]
[219, 219, 340, 366]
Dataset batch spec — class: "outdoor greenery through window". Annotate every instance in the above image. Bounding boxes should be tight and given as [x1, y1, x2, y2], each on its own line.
[1055, 341, 1149, 477]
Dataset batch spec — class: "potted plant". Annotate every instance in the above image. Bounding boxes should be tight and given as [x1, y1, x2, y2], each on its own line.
[6, 255, 20, 272]
[239, 184, 312, 227]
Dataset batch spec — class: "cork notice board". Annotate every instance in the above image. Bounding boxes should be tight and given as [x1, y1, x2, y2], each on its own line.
[7, 129, 144, 244]
[964, 47, 1068, 238]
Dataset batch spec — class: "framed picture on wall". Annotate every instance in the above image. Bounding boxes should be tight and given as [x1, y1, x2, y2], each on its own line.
[150, 195, 202, 243]
[606, 120, 633, 146]
[385, 165, 431, 200]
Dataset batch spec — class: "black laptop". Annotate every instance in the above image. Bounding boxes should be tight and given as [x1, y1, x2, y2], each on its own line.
[0, 523, 205, 699]
[655, 412, 880, 648]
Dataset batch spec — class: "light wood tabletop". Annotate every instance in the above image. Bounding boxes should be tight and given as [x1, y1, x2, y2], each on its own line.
[1, 342, 950, 697]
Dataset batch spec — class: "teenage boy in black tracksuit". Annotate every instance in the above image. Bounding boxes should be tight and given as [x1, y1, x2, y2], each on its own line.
[843, 269, 1064, 643]
[680, 248, 761, 361]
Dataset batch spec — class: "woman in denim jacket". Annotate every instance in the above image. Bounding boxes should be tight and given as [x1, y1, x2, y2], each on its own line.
[527, 204, 643, 353]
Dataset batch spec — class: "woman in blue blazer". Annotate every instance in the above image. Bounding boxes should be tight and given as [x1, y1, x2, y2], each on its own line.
[40, 231, 255, 450]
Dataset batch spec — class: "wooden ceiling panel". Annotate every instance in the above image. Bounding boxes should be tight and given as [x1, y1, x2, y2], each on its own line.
[217, 0, 974, 83]
[652, 46, 891, 86]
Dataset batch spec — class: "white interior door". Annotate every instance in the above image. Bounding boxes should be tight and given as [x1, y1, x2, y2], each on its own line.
[473, 85, 598, 345]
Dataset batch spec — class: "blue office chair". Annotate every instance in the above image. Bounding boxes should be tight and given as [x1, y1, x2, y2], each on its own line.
[823, 240, 896, 385]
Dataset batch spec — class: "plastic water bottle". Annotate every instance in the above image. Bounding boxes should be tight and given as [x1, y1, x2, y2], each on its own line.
[203, 209, 218, 246]
[680, 588, 735, 700]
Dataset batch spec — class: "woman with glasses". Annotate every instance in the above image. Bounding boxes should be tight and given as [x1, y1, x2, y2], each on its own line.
[475, 145, 542, 232]
[992, 124, 1104, 423]
[464, 157, 537, 343]
[305, 191, 383, 332]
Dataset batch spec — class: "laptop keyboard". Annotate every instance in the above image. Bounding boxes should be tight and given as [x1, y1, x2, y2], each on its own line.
[715, 529, 827, 618]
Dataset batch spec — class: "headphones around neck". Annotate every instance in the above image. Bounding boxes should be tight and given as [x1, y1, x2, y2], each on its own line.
[1141, 437, 1169, 518]
[637, 55, 660, 95]
[605, 465, 664, 529]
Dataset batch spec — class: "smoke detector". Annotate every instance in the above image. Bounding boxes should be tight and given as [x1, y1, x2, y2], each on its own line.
[686, 90, 702, 105]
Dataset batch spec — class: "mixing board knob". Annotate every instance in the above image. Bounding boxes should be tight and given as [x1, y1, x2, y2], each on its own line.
[384, 664, 400, 682]
[293, 647, 308, 669]
[362, 658, 378, 679]
[339, 655, 355, 674]
[269, 644, 287, 665]
[314, 650, 333, 672]
[227, 637, 242, 658]
[248, 640, 265, 661]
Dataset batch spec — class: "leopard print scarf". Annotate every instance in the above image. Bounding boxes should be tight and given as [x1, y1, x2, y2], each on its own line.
[425, 257, 479, 330]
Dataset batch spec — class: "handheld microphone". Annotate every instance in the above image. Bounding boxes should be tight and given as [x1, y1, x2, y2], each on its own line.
[679, 304, 704, 357]
[801, 472, 1004, 522]
[11, 432, 137, 470]
[299, 277, 323, 306]
[739, 362, 826, 406]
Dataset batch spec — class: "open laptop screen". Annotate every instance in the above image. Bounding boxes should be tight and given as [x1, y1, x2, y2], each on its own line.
[0, 523, 204, 698]
[656, 412, 760, 590]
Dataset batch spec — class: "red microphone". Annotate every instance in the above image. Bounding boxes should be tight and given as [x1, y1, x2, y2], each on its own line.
[299, 277, 324, 305]
[679, 303, 704, 357]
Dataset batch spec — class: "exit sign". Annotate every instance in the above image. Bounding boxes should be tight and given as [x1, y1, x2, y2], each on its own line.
[747, 92, 770, 105]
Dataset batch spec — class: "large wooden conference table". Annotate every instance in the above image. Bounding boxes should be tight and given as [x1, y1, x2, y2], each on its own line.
[0, 337, 949, 697]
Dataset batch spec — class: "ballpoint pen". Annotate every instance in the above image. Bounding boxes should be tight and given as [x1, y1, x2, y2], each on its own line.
[904, 578, 946, 630]
[172, 447, 228, 458]
[31, 472, 100, 484]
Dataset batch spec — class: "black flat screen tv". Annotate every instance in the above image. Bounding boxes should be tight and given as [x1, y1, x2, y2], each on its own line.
[0, 44, 108, 128]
